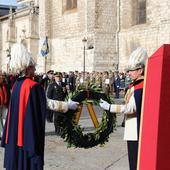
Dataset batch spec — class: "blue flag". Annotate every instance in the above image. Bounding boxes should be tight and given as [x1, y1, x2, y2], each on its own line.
[41, 36, 49, 57]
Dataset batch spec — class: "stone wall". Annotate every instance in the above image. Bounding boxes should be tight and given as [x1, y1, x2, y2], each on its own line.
[48, 0, 87, 72]
[2, 0, 170, 73]
[93, 0, 117, 71]
[0, 8, 39, 72]
[119, 0, 170, 71]
[38, 0, 117, 72]
[0, 19, 15, 71]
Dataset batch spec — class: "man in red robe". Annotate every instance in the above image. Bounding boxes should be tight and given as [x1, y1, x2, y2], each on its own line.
[1, 43, 78, 170]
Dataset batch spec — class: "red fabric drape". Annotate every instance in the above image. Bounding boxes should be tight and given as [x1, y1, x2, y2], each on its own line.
[0, 85, 8, 106]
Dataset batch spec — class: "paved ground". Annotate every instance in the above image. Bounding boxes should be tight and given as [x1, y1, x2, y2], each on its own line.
[0, 96, 129, 170]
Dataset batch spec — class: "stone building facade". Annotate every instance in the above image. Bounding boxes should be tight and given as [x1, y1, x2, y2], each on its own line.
[0, 1, 39, 72]
[0, 0, 170, 73]
[118, 0, 170, 70]
[39, 0, 117, 72]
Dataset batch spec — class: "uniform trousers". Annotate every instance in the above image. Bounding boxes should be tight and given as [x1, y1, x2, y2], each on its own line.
[0, 107, 7, 138]
[127, 141, 138, 170]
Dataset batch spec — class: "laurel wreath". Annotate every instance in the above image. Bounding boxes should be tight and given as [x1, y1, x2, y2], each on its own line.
[60, 84, 116, 148]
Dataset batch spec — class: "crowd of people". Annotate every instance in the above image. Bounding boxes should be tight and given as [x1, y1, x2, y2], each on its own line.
[40, 70, 132, 98]
[0, 69, 132, 96]
[0, 68, 132, 137]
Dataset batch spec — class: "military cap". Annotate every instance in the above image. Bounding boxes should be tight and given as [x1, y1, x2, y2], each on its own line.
[54, 72, 62, 77]
[47, 70, 54, 74]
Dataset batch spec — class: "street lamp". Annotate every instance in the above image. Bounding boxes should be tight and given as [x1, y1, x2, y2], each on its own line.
[6, 47, 11, 73]
[82, 37, 87, 80]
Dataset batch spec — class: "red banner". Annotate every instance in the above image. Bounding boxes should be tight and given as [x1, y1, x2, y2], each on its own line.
[138, 44, 170, 170]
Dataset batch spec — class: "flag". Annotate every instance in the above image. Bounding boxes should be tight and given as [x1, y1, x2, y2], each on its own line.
[41, 36, 49, 57]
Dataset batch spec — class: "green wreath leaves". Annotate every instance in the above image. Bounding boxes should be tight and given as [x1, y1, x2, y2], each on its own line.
[60, 84, 116, 148]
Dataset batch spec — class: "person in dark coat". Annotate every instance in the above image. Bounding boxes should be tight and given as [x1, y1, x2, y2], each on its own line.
[1, 43, 78, 170]
[39, 70, 54, 91]
[42, 70, 55, 123]
[114, 71, 120, 98]
[68, 71, 76, 92]
[47, 72, 67, 135]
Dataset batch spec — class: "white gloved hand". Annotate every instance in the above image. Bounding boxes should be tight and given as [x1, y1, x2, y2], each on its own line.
[68, 99, 79, 110]
[42, 74, 47, 79]
[99, 99, 110, 111]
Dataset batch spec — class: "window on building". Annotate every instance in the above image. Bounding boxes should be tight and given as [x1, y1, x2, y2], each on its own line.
[136, 0, 146, 24]
[66, 0, 77, 10]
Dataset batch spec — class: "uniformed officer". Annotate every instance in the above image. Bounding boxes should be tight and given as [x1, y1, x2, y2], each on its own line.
[100, 47, 148, 170]
[95, 72, 102, 88]
[46, 72, 67, 135]
[102, 71, 110, 95]
[40, 70, 54, 91]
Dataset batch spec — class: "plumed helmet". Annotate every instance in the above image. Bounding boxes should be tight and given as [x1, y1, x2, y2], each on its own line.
[126, 47, 148, 71]
[10, 43, 36, 74]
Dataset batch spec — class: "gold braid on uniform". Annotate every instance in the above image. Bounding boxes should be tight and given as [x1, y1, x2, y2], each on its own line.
[115, 105, 121, 113]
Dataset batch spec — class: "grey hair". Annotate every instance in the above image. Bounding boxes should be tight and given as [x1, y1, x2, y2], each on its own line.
[9, 43, 36, 74]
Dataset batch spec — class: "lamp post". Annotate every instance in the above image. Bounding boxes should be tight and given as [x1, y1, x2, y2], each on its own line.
[6, 47, 11, 73]
[82, 37, 87, 80]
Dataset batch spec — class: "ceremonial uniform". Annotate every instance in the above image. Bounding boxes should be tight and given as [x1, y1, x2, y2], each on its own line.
[39, 70, 54, 91]
[75, 74, 81, 88]
[100, 47, 148, 170]
[108, 71, 114, 95]
[89, 72, 95, 85]
[1, 77, 69, 170]
[102, 72, 110, 95]
[1, 43, 78, 170]
[47, 76, 67, 135]
[68, 72, 76, 92]
[114, 73, 120, 98]
[1, 77, 46, 170]
[95, 73, 102, 88]
[110, 77, 144, 170]
[83, 74, 90, 88]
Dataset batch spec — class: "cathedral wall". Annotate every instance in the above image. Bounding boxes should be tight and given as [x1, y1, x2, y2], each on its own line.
[51, 37, 94, 72]
[93, 0, 117, 71]
[119, 0, 170, 71]
[0, 10, 39, 72]
[2, 0, 170, 72]
[41, 0, 93, 72]
[1, 21, 10, 71]
[38, 0, 117, 72]
[50, 0, 85, 38]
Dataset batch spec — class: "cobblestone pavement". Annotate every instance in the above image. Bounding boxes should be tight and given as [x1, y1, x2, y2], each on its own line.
[0, 96, 129, 170]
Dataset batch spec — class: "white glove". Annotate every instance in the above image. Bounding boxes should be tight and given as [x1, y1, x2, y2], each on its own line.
[99, 99, 110, 111]
[42, 74, 47, 79]
[68, 99, 79, 110]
